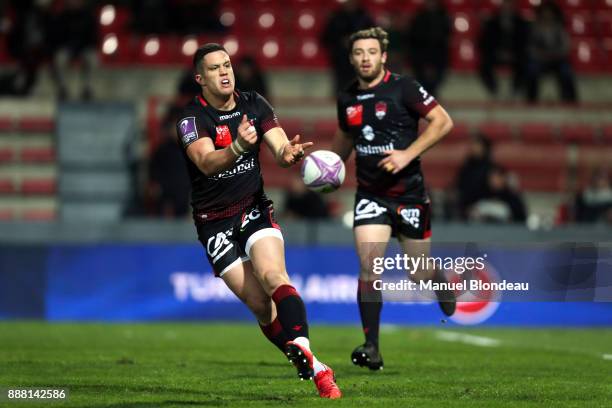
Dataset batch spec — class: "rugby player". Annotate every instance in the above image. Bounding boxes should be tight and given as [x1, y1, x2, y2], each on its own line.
[331, 27, 456, 371]
[177, 43, 341, 399]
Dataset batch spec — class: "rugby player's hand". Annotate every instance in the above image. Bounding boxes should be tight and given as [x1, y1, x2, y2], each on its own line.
[282, 135, 314, 166]
[237, 115, 258, 149]
[378, 149, 414, 174]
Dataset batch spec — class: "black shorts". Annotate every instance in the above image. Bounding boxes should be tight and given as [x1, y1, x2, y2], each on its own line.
[353, 191, 431, 239]
[196, 198, 283, 277]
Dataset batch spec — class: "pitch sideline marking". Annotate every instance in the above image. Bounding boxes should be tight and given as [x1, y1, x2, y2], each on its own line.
[436, 331, 501, 347]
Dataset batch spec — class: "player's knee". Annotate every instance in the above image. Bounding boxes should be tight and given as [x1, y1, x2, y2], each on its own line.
[256, 267, 290, 294]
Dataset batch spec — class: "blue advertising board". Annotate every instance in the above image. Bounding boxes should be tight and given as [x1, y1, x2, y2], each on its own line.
[1, 244, 611, 326]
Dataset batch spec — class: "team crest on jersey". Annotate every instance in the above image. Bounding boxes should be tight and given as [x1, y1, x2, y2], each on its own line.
[214, 125, 232, 147]
[375, 101, 387, 120]
[346, 104, 363, 126]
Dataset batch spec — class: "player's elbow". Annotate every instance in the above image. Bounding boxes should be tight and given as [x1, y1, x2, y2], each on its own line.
[442, 115, 454, 136]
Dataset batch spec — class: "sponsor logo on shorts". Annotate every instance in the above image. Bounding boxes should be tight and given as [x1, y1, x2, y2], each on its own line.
[354, 198, 387, 221]
[206, 229, 234, 263]
[399, 205, 421, 229]
[240, 208, 261, 231]
[178, 117, 198, 147]
[357, 93, 374, 101]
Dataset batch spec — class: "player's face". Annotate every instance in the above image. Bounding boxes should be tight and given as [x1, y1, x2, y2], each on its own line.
[350, 38, 387, 82]
[196, 50, 235, 97]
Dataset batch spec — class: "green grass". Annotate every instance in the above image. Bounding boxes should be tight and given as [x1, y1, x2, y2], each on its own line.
[0, 322, 611, 407]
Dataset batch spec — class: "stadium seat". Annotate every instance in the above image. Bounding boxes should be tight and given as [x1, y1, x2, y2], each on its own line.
[452, 12, 479, 39]
[478, 121, 514, 142]
[312, 120, 337, 141]
[97, 5, 130, 34]
[20, 147, 56, 163]
[17, 117, 54, 133]
[445, 0, 478, 13]
[568, 12, 594, 37]
[0, 117, 13, 132]
[294, 37, 328, 67]
[0, 178, 16, 194]
[0, 208, 14, 220]
[571, 39, 601, 72]
[21, 179, 57, 196]
[279, 119, 306, 139]
[443, 121, 471, 144]
[557, 0, 591, 12]
[560, 124, 597, 145]
[22, 209, 56, 221]
[602, 124, 612, 143]
[519, 122, 557, 144]
[0, 147, 14, 163]
[450, 38, 478, 71]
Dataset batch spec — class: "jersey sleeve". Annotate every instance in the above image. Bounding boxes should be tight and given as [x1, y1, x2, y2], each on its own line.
[176, 108, 210, 149]
[401, 78, 438, 117]
[336, 96, 349, 132]
[254, 93, 280, 134]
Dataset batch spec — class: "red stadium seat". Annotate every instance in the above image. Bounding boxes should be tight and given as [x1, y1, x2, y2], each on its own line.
[0, 117, 13, 132]
[0, 147, 14, 163]
[17, 117, 54, 133]
[312, 120, 338, 142]
[0, 179, 16, 194]
[253, 36, 291, 68]
[445, 0, 478, 13]
[99, 32, 134, 65]
[21, 179, 57, 196]
[452, 12, 480, 39]
[560, 124, 597, 145]
[601, 124, 612, 143]
[478, 121, 514, 142]
[20, 147, 56, 163]
[294, 36, 328, 67]
[279, 119, 306, 139]
[443, 121, 471, 144]
[571, 39, 602, 72]
[288, 7, 328, 37]
[0, 208, 14, 220]
[519, 122, 557, 144]
[557, 0, 591, 12]
[22, 209, 56, 221]
[568, 12, 594, 37]
[450, 38, 478, 71]
[97, 5, 130, 34]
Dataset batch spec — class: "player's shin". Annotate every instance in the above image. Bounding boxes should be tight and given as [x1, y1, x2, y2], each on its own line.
[258, 317, 289, 353]
[271, 284, 309, 340]
[358, 279, 383, 347]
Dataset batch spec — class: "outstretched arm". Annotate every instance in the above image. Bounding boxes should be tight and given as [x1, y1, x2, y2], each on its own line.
[263, 126, 314, 168]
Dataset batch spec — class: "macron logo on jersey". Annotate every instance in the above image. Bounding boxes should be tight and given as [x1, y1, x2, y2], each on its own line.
[357, 93, 375, 101]
[219, 111, 241, 121]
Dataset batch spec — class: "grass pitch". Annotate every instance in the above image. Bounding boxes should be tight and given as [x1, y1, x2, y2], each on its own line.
[0, 322, 610, 407]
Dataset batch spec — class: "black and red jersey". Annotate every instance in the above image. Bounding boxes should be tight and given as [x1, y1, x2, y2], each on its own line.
[337, 70, 438, 202]
[176, 90, 279, 214]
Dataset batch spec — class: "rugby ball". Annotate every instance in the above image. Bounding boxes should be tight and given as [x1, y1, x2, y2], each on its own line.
[300, 150, 345, 193]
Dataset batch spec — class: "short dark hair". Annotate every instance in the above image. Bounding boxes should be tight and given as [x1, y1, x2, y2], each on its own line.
[193, 43, 228, 73]
[349, 27, 389, 54]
